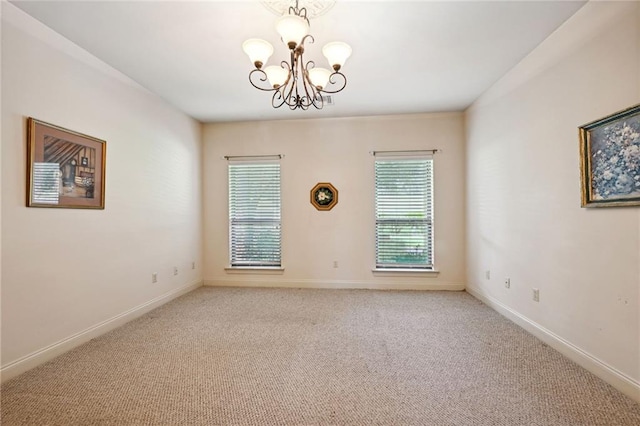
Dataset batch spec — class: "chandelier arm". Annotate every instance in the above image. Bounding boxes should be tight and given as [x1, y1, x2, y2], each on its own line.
[318, 71, 347, 94]
[279, 70, 298, 109]
[271, 88, 287, 109]
[299, 52, 319, 110]
[248, 69, 278, 92]
[289, 0, 309, 24]
[300, 34, 315, 49]
[280, 60, 293, 89]
[311, 90, 323, 109]
[286, 50, 304, 109]
[302, 60, 323, 110]
[282, 53, 296, 107]
[308, 92, 322, 110]
[295, 91, 311, 110]
[295, 51, 308, 109]
[295, 75, 307, 111]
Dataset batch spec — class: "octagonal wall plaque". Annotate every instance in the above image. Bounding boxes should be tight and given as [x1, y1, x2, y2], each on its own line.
[310, 182, 338, 211]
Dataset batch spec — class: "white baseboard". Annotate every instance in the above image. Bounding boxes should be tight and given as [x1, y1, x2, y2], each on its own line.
[204, 278, 464, 291]
[466, 286, 640, 403]
[1, 280, 203, 383]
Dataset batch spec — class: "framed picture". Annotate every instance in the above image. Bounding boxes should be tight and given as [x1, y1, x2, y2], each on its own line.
[310, 182, 338, 211]
[579, 104, 640, 207]
[27, 118, 106, 209]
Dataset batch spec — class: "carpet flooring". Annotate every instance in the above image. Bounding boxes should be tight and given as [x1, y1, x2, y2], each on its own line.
[2, 287, 640, 425]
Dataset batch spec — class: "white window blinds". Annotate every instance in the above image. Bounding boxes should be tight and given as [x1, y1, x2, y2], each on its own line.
[375, 157, 434, 269]
[228, 161, 281, 267]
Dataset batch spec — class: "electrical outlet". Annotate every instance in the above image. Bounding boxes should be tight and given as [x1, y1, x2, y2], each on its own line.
[173, 267, 178, 276]
[333, 261, 338, 268]
[533, 288, 540, 302]
[485, 270, 491, 280]
[191, 261, 196, 270]
[152, 273, 158, 283]
[504, 278, 510, 289]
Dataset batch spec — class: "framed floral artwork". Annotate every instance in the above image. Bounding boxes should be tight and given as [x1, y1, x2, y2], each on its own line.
[310, 182, 338, 211]
[27, 118, 106, 209]
[579, 104, 640, 207]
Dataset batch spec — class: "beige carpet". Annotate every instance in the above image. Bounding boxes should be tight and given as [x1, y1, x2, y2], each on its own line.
[2, 287, 640, 425]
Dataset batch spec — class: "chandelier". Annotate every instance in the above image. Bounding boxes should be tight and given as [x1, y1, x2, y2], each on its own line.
[242, 0, 352, 110]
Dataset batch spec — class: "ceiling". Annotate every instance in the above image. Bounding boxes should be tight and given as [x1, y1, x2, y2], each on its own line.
[11, 0, 586, 123]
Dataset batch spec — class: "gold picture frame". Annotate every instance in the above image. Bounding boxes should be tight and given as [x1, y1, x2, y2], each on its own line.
[310, 182, 338, 211]
[27, 118, 106, 209]
[579, 104, 640, 207]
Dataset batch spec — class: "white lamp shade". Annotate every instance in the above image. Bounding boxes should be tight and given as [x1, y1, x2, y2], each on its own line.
[322, 41, 352, 69]
[308, 67, 331, 89]
[264, 65, 289, 88]
[242, 39, 274, 67]
[276, 14, 309, 48]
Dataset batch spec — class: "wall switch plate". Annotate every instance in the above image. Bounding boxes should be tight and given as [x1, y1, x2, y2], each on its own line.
[485, 270, 491, 280]
[333, 261, 338, 268]
[533, 288, 540, 302]
[504, 278, 510, 289]
[173, 267, 178, 276]
[191, 261, 196, 270]
[152, 273, 158, 283]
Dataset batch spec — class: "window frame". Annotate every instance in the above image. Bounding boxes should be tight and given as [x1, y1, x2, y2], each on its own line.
[374, 154, 435, 271]
[227, 159, 282, 269]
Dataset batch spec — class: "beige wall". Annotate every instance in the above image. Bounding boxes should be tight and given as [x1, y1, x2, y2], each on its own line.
[1, 3, 203, 379]
[203, 113, 466, 290]
[465, 1, 640, 399]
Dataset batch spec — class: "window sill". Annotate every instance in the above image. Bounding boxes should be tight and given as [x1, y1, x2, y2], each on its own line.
[225, 266, 285, 274]
[372, 268, 439, 277]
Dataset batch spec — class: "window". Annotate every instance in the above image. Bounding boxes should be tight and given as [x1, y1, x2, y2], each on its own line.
[228, 161, 281, 267]
[375, 156, 434, 269]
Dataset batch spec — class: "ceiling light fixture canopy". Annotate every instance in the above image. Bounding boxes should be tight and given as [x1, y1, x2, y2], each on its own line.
[242, 0, 351, 110]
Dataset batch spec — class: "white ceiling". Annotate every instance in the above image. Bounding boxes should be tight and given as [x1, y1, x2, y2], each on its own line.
[11, 0, 586, 123]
